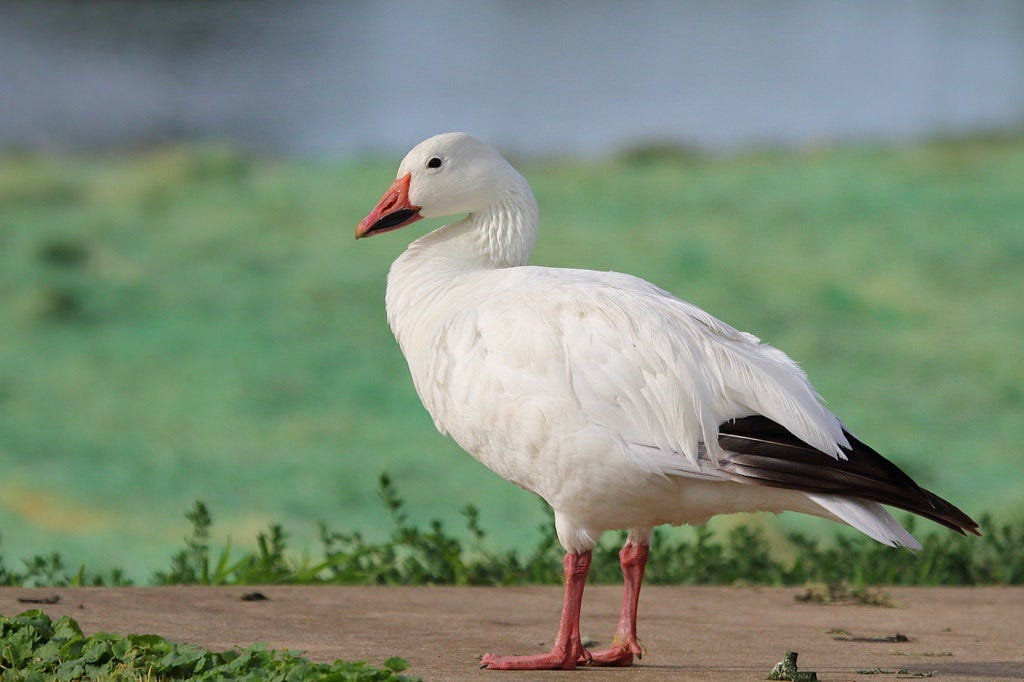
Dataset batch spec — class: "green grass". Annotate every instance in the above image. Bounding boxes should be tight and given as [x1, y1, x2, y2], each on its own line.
[0, 140, 1022, 580]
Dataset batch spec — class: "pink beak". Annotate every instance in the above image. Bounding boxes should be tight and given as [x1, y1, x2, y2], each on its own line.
[355, 173, 424, 239]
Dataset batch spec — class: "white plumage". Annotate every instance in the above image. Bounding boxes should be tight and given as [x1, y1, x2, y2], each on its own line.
[356, 132, 978, 669]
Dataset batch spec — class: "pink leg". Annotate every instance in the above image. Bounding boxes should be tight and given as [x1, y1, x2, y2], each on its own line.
[480, 551, 592, 670]
[585, 542, 649, 666]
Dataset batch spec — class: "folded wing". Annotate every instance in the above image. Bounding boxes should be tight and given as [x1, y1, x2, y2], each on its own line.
[717, 415, 981, 538]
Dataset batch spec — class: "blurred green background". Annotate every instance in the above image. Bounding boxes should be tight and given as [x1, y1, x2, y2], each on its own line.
[5, 1, 1024, 581]
[1, 139, 1021, 580]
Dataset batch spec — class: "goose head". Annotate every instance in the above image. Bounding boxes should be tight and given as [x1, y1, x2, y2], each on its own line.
[356, 132, 534, 241]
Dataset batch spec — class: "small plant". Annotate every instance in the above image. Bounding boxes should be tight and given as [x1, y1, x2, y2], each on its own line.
[0, 609, 415, 681]
[155, 501, 214, 584]
[313, 474, 562, 586]
[0, 536, 131, 588]
[154, 502, 295, 585]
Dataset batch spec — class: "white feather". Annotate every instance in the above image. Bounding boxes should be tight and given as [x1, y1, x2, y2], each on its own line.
[808, 494, 922, 550]
[374, 132, 917, 554]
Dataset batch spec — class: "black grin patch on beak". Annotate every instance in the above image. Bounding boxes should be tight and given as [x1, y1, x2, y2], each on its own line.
[367, 208, 419, 234]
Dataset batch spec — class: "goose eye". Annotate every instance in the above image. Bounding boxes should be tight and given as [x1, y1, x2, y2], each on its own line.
[426, 157, 443, 169]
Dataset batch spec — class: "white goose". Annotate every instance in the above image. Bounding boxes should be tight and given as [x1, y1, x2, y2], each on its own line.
[356, 132, 979, 670]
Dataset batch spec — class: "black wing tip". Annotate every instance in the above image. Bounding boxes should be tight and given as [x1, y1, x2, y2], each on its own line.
[919, 489, 982, 537]
[720, 416, 982, 538]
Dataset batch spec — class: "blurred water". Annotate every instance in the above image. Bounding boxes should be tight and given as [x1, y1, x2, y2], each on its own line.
[2, 0, 1023, 157]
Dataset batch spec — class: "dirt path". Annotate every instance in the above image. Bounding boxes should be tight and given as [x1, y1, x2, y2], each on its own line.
[1, 586, 1022, 680]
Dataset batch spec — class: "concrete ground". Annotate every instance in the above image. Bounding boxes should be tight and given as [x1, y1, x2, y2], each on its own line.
[1, 586, 1022, 681]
